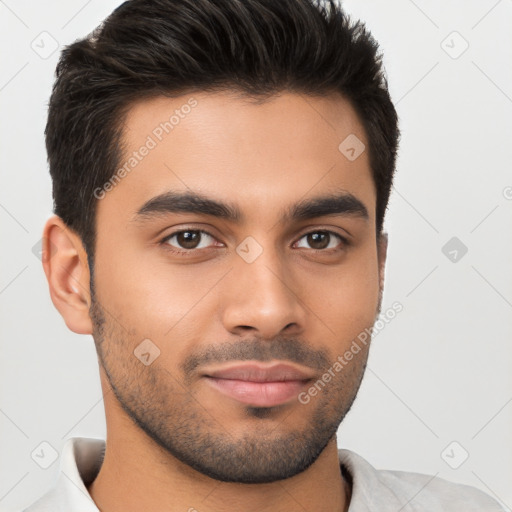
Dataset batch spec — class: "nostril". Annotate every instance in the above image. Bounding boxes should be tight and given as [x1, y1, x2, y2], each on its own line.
[238, 325, 255, 331]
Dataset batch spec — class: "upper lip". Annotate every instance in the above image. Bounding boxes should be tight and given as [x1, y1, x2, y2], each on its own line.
[203, 362, 316, 382]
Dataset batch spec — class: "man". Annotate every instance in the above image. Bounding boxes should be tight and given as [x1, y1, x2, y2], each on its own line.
[25, 0, 504, 510]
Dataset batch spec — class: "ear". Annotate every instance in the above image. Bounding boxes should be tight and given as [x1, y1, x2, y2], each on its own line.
[376, 231, 388, 314]
[41, 215, 93, 335]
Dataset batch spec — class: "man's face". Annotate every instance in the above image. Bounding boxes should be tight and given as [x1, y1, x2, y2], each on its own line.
[89, 90, 386, 483]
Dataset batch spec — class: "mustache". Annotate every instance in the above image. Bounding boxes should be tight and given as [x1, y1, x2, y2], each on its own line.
[182, 337, 330, 377]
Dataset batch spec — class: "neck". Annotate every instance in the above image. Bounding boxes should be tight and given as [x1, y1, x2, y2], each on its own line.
[87, 432, 350, 512]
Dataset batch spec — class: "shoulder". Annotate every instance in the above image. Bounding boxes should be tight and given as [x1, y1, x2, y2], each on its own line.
[338, 449, 505, 511]
[375, 467, 504, 511]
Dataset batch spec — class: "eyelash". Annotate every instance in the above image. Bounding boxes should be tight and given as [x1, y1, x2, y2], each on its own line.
[159, 228, 350, 255]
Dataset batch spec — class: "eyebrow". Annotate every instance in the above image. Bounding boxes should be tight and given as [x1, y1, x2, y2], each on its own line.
[132, 189, 369, 224]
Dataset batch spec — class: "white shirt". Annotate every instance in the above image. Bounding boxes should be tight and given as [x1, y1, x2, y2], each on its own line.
[23, 437, 505, 511]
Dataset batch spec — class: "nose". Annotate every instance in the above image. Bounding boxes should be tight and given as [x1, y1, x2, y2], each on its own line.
[220, 243, 307, 340]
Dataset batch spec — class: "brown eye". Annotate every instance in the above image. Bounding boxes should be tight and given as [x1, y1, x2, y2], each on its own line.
[176, 231, 201, 249]
[163, 230, 216, 251]
[295, 231, 345, 250]
[307, 232, 330, 249]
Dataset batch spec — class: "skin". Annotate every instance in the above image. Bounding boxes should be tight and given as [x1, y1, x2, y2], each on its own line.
[43, 90, 388, 512]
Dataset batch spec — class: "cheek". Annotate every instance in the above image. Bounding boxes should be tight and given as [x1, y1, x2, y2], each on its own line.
[302, 249, 380, 341]
[93, 239, 169, 336]
[93, 240, 227, 343]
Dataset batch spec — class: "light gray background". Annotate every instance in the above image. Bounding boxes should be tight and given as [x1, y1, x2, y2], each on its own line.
[1, 1, 511, 510]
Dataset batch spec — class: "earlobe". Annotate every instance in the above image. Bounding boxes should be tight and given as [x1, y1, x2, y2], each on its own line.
[41, 215, 93, 335]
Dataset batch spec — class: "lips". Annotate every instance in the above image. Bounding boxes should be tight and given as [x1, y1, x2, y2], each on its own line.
[203, 363, 314, 407]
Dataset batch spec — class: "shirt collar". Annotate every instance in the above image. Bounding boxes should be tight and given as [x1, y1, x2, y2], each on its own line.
[29, 437, 104, 512]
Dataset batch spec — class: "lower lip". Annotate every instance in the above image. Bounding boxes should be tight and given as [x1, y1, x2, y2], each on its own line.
[205, 377, 309, 407]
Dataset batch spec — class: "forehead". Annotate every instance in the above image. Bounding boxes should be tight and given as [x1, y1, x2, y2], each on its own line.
[98, 90, 375, 225]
